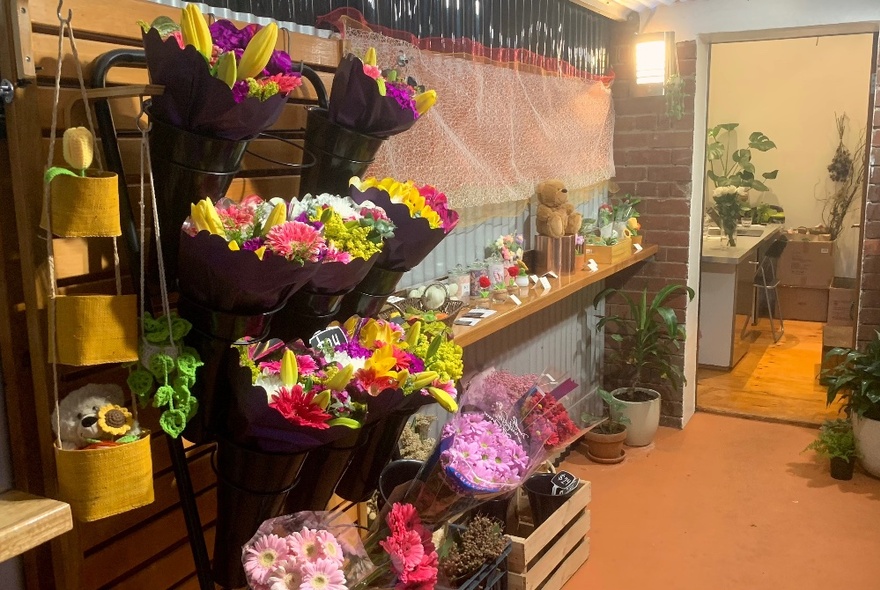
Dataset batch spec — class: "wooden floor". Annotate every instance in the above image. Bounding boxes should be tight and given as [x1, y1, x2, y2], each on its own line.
[697, 319, 841, 425]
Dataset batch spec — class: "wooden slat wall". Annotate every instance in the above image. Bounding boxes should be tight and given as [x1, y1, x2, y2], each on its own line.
[2, 1, 340, 588]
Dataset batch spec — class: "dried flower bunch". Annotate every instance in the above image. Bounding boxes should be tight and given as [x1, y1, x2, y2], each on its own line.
[828, 114, 853, 183]
[398, 415, 436, 462]
[440, 516, 508, 580]
[822, 113, 866, 241]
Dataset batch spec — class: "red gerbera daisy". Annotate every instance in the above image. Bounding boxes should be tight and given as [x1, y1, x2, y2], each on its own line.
[269, 384, 332, 429]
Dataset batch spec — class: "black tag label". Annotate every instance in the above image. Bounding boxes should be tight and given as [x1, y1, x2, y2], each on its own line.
[550, 471, 578, 496]
[309, 326, 347, 349]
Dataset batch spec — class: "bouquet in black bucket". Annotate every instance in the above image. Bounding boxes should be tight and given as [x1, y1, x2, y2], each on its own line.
[213, 336, 368, 588]
[340, 176, 460, 318]
[299, 47, 437, 196]
[140, 5, 305, 281]
[269, 194, 395, 342]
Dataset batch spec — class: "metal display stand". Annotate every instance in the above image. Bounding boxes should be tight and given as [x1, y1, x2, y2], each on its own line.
[91, 49, 328, 590]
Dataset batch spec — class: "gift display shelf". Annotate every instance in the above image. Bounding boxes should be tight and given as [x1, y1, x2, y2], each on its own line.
[452, 244, 658, 348]
[0, 489, 73, 562]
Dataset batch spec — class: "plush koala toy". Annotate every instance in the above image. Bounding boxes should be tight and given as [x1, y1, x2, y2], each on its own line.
[51, 383, 140, 449]
[536, 180, 583, 239]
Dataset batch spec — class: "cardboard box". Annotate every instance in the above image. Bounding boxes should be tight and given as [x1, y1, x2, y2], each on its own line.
[777, 284, 829, 322]
[822, 324, 854, 373]
[828, 277, 857, 326]
[777, 238, 834, 288]
[583, 237, 632, 265]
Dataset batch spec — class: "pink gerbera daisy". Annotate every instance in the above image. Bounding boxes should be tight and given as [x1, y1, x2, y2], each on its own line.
[266, 559, 303, 590]
[288, 527, 320, 562]
[296, 354, 319, 376]
[314, 529, 344, 566]
[380, 529, 425, 575]
[243, 534, 291, 586]
[269, 385, 332, 429]
[265, 221, 324, 263]
[300, 558, 346, 590]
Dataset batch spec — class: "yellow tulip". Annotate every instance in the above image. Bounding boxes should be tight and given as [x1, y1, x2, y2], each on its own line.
[62, 127, 94, 171]
[414, 90, 437, 116]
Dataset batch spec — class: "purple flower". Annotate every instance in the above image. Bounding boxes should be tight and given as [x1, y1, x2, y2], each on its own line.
[265, 50, 293, 76]
[242, 237, 264, 251]
[338, 340, 371, 359]
[209, 20, 254, 52]
[386, 82, 419, 119]
[232, 80, 249, 103]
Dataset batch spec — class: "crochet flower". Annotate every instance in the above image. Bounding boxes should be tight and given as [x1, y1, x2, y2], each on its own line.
[269, 385, 332, 429]
[243, 534, 291, 586]
[96, 404, 133, 437]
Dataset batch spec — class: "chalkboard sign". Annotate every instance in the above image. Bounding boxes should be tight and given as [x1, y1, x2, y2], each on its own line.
[550, 470, 579, 496]
[309, 326, 347, 349]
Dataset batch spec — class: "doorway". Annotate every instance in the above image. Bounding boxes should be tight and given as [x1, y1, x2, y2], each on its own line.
[695, 33, 877, 425]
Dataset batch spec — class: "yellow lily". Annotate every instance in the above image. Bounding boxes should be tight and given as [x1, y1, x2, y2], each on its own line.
[262, 202, 287, 235]
[410, 371, 439, 390]
[428, 386, 458, 412]
[364, 345, 398, 379]
[281, 349, 298, 387]
[238, 22, 278, 80]
[359, 319, 401, 348]
[328, 417, 361, 429]
[324, 364, 354, 392]
[215, 51, 237, 88]
[180, 4, 212, 60]
[228, 241, 240, 252]
[254, 246, 267, 260]
[395, 368, 411, 389]
[414, 90, 437, 116]
[312, 389, 331, 410]
[192, 198, 224, 235]
[405, 321, 422, 349]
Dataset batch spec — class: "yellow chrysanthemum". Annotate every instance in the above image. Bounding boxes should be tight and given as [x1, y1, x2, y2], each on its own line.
[97, 404, 133, 437]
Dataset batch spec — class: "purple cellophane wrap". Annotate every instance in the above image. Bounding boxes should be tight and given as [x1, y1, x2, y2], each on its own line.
[143, 28, 286, 141]
[178, 231, 319, 314]
[328, 54, 419, 139]
[350, 187, 458, 272]
[229, 362, 364, 454]
[304, 252, 379, 295]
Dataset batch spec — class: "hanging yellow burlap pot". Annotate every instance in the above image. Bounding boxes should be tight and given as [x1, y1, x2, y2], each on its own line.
[54, 433, 154, 522]
[41, 171, 122, 238]
[53, 294, 139, 365]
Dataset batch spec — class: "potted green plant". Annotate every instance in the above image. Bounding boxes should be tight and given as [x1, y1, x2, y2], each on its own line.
[593, 284, 695, 447]
[821, 331, 880, 478]
[803, 419, 858, 480]
[579, 389, 629, 464]
[706, 123, 778, 192]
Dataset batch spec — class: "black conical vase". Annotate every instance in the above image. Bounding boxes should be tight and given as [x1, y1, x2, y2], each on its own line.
[336, 266, 406, 320]
[212, 435, 309, 589]
[148, 116, 250, 282]
[178, 296, 278, 444]
[297, 108, 385, 197]
[269, 289, 346, 343]
[334, 408, 417, 503]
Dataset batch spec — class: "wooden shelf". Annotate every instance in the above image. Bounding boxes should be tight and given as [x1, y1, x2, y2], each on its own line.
[0, 490, 73, 562]
[452, 244, 658, 348]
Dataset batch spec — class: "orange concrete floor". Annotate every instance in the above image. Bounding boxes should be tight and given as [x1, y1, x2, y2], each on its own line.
[561, 412, 880, 590]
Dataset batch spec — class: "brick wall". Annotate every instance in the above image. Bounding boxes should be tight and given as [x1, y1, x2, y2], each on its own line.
[603, 19, 696, 426]
[858, 43, 880, 349]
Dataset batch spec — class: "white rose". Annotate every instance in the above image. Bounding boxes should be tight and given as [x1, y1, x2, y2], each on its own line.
[712, 187, 724, 197]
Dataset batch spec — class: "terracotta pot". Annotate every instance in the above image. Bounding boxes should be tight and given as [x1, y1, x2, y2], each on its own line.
[580, 427, 627, 464]
[573, 253, 587, 271]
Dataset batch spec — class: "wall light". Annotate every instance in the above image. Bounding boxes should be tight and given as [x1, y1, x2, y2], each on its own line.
[634, 32, 675, 95]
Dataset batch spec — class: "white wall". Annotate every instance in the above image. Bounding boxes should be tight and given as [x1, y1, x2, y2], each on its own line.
[707, 34, 874, 278]
[643, 0, 880, 40]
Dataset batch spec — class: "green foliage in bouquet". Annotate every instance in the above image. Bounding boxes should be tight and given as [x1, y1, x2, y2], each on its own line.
[126, 313, 203, 437]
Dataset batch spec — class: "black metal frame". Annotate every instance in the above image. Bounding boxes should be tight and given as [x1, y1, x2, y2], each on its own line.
[91, 50, 327, 590]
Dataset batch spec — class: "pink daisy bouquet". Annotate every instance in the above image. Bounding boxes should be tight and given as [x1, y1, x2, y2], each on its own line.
[177, 196, 323, 314]
[228, 337, 368, 454]
[487, 233, 525, 264]
[322, 316, 463, 424]
[242, 511, 375, 590]
[140, 5, 303, 140]
[397, 368, 592, 526]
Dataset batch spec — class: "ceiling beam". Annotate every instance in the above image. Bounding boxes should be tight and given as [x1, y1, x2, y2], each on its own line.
[569, 0, 632, 21]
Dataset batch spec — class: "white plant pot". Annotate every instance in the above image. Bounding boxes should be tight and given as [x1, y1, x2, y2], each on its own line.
[853, 413, 880, 478]
[610, 387, 661, 447]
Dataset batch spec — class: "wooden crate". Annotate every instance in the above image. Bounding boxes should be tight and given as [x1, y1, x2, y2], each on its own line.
[507, 482, 591, 590]
[583, 237, 632, 265]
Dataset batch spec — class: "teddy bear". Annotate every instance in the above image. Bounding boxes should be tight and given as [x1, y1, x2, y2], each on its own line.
[536, 180, 582, 239]
[51, 383, 141, 450]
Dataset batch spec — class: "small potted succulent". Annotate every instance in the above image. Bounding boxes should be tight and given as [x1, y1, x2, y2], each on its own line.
[579, 390, 629, 464]
[803, 419, 858, 480]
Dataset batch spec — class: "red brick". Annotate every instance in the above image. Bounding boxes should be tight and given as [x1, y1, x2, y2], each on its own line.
[614, 96, 666, 116]
[677, 41, 697, 60]
[670, 148, 693, 165]
[643, 261, 688, 280]
[664, 247, 689, 263]
[643, 230, 690, 248]
[641, 198, 690, 216]
[643, 215, 688, 231]
[872, 129, 880, 148]
[864, 238, 880, 256]
[647, 166, 692, 182]
[634, 182, 671, 198]
[861, 291, 880, 308]
[614, 166, 647, 182]
[615, 114, 659, 132]
[869, 184, 880, 203]
[615, 130, 695, 149]
[617, 148, 672, 166]
[615, 181, 636, 196]
[678, 58, 696, 77]
[856, 306, 880, 327]
[866, 221, 880, 239]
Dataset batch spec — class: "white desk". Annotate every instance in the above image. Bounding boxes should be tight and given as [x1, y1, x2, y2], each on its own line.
[698, 226, 781, 368]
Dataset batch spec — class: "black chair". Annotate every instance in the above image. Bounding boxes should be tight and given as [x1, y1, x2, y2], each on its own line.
[742, 236, 788, 342]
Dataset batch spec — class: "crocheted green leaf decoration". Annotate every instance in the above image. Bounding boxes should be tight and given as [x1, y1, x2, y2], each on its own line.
[144, 322, 171, 343]
[127, 368, 154, 397]
[142, 313, 161, 333]
[159, 408, 188, 438]
[176, 353, 201, 378]
[174, 373, 196, 390]
[149, 353, 175, 380]
[170, 317, 192, 341]
[172, 383, 191, 406]
[115, 434, 139, 444]
[153, 384, 174, 408]
[184, 397, 199, 420]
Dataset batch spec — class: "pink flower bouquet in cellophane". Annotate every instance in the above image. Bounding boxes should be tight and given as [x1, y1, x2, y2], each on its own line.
[391, 368, 597, 527]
